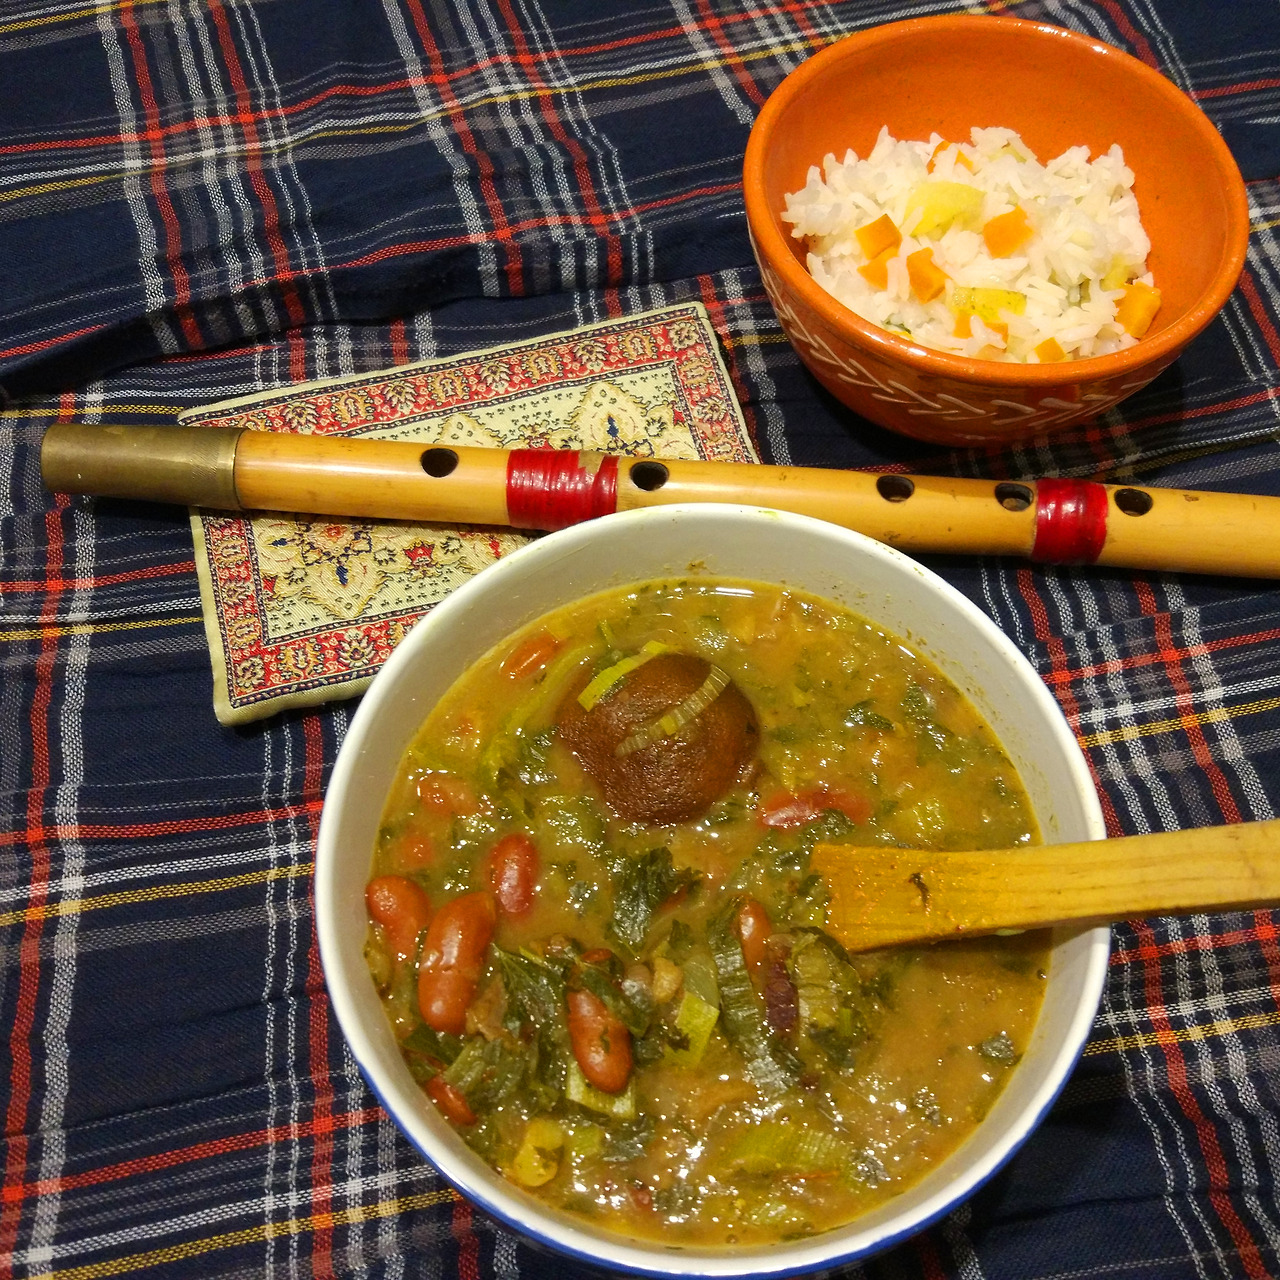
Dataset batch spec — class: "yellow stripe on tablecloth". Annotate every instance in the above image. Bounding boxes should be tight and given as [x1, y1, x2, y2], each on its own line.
[1077, 694, 1280, 748]
[26, 1188, 459, 1280]
[0, 863, 313, 927]
[0, 616, 202, 642]
[1084, 1008, 1280, 1056]
[2, 405, 182, 417]
[0, 0, 169, 35]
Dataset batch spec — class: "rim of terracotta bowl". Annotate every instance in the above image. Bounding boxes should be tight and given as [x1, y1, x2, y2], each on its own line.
[316, 505, 1110, 1277]
[743, 14, 1250, 389]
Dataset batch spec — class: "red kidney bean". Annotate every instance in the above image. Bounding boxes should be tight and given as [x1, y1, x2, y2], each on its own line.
[365, 875, 431, 965]
[417, 891, 496, 1034]
[486, 833, 540, 918]
[736, 898, 772, 973]
[426, 1074, 476, 1126]
[757, 786, 871, 829]
[567, 988, 632, 1094]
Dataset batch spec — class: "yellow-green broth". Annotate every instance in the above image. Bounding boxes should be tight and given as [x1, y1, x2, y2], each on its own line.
[366, 577, 1049, 1245]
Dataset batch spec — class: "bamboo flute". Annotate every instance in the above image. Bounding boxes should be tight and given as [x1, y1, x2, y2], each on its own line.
[39, 421, 1280, 579]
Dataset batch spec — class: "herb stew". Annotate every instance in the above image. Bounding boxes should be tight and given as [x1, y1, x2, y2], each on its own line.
[365, 578, 1048, 1245]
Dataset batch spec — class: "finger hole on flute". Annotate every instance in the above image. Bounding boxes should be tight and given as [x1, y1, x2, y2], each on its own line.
[876, 475, 915, 503]
[628, 461, 669, 492]
[1114, 487, 1154, 516]
[995, 482, 1033, 512]
[421, 447, 460, 478]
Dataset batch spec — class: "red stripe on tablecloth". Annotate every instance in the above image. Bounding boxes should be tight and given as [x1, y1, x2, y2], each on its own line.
[1038, 625, 1280, 689]
[1, 560, 195, 593]
[324, 182, 741, 271]
[1194, 77, 1280, 99]
[493, 0, 623, 290]
[1136, 580, 1243, 824]
[0, 494, 67, 1274]
[403, 0, 523, 295]
[690, 0, 768, 107]
[0, 1107, 383, 1204]
[390, 319, 410, 366]
[1113, 918, 1280, 964]
[0, 798, 324, 850]
[452, 1195, 481, 1280]
[1092, 0, 1161, 67]
[286, 325, 308, 387]
[1014, 566, 1125, 837]
[118, 1, 202, 349]
[1248, 910, 1280, 1009]
[206, 1, 306, 329]
[1236, 270, 1280, 367]
[304, 713, 335, 1280]
[0, 326, 108, 362]
[914, 1229, 949, 1280]
[1131, 919, 1271, 1277]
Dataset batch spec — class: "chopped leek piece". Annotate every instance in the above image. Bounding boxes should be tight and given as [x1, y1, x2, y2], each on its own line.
[577, 641, 671, 710]
[565, 1061, 637, 1120]
[718, 1119, 852, 1176]
[708, 902, 802, 1097]
[665, 991, 719, 1068]
[615, 664, 730, 757]
[680, 953, 719, 1008]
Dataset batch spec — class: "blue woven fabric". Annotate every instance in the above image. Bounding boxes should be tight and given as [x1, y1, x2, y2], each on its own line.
[3, 1, 1280, 1277]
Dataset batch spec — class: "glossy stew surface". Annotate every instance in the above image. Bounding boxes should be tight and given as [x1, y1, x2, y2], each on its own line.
[365, 578, 1048, 1245]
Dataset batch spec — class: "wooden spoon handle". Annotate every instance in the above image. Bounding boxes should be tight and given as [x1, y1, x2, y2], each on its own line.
[812, 817, 1280, 953]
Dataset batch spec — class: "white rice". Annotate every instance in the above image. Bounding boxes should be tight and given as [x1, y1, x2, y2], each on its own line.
[781, 127, 1157, 363]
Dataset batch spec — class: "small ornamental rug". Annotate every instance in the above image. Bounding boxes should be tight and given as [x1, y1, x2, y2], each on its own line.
[181, 303, 758, 726]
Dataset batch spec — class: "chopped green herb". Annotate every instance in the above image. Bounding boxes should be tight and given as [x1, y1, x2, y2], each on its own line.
[607, 847, 699, 954]
[844, 699, 895, 731]
[977, 1031, 1020, 1064]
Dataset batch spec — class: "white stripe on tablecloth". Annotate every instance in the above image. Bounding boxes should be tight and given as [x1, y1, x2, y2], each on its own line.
[1163, 582, 1275, 821]
[380, 0, 502, 296]
[96, 10, 180, 355]
[455, 0, 600, 258]
[259, 720, 300, 1279]
[222, 1, 339, 322]
[941, 1202, 986, 1280]
[1176, 911, 1280, 1256]
[25, 404, 100, 1265]
[1104, 952, 1220, 1279]
[165, 0, 263, 338]
[720, 268, 791, 465]
[665, 0, 757, 126]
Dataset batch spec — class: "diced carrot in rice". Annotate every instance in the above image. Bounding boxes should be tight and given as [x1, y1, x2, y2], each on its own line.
[906, 248, 947, 303]
[854, 214, 901, 260]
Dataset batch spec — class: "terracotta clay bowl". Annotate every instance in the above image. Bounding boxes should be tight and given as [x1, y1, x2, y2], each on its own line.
[743, 15, 1249, 446]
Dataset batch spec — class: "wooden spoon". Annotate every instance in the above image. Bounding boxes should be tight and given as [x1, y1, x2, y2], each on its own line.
[811, 818, 1280, 953]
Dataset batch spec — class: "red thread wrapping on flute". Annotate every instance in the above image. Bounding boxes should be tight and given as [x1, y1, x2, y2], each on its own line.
[506, 449, 620, 531]
[1031, 477, 1109, 565]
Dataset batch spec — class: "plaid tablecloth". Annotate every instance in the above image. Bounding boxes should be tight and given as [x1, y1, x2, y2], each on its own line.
[3, 1, 1280, 1277]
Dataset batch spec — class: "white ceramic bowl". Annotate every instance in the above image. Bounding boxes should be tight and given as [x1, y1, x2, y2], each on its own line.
[316, 505, 1109, 1277]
